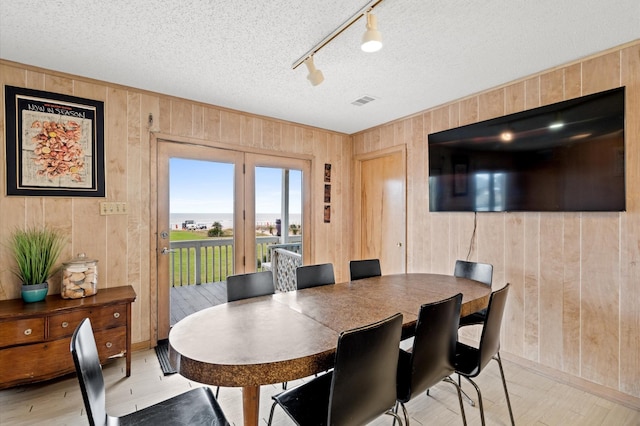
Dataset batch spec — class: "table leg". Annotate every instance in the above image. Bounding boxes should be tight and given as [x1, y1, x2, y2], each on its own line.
[242, 385, 260, 426]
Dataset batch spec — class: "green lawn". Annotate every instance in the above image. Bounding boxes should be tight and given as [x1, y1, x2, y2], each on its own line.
[170, 230, 210, 241]
[170, 231, 230, 285]
[169, 230, 270, 286]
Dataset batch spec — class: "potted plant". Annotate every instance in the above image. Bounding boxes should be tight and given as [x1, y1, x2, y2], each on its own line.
[9, 226, 66, 303]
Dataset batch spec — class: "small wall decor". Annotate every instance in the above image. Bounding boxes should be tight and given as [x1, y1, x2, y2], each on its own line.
[324, 184, 331, 203]
[4, 86, 105, 197]
[324, 205, 331, 223]
[324, 163, 331, 182]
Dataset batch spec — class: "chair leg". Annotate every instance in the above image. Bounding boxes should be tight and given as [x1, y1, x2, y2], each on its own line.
[399, 401, 409, 426]
[460, 375, 486, 426]
[215, 386, 219, 398]
[392, 401, 400, 426]
[493, 352, 515, 426]
[457, 373, 476, 407]
[267, 400, 279, 426]
[385, 408, 404, 426]
[443, 376, 467, 426]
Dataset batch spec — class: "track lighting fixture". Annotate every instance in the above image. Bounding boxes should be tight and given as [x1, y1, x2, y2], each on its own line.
[291, 0, 385, 86]
[304, 56, 325, 86]
[361, 12, 382, 52]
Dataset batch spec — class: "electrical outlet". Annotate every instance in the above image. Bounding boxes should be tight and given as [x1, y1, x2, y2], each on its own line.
[100, 202, 128, 215]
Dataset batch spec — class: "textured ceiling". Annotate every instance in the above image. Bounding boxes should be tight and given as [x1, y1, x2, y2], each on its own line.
[1, 1, 638, 134]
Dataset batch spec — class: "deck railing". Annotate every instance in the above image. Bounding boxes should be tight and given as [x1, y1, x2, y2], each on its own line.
[169, 236, 301, 286]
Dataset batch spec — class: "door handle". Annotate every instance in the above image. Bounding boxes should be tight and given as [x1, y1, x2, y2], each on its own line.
[161, 247, 175, 255]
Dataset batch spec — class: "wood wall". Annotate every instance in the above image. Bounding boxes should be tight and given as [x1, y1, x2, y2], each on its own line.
[1, 40, 638, 405]
[0, 60, 352, 348]
[353, 40, 640, 404]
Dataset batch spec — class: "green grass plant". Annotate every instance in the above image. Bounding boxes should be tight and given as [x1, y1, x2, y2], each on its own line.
[9, 227, 66, 285]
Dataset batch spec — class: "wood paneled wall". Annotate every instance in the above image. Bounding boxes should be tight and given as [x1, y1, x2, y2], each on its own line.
[0, 60, 352, 347]
[353, 41, 640, 404]
[1, 41, 638, 405]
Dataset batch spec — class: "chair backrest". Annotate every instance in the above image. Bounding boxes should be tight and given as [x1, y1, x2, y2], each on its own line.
[226, 271, 275, 302]
[454, 260, 493, 287]
[477, 283, 510, 370]
[70, 318, 108, 426]
[328, 313, 403, 425]
[400, 293, 463, 402]
[349, 259, 382, 281]
[296, 263, 335, 290]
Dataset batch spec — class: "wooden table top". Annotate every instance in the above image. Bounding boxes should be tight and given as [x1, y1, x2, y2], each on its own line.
[168, 273, 491, 388]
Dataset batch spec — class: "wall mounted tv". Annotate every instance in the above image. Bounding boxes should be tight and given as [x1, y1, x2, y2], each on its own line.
[428, 87, 625, 212]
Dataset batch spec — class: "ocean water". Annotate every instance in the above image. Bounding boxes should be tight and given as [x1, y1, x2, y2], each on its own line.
[170, 213, 301, 229]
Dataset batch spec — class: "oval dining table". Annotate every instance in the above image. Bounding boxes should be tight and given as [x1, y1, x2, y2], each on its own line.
[168, 273, 492, 426]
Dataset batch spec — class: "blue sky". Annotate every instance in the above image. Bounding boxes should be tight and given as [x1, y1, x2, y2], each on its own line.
[170, 158, 301, 213]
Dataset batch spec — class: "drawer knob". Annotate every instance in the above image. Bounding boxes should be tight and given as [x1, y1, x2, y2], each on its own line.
[62, 321, 69, 328]
[24, 328, 32, 336]
[106, 342, 113, 348]
[113, 312, 120, 319]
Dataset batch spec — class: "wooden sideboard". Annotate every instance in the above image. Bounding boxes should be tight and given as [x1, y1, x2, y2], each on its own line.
[0, 285, 136, 389]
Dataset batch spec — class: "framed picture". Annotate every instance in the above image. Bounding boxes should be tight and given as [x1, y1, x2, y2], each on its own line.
[324, 163, 331, 182]
[4, 86, 105, 197]
[324, 184, 331, 203]
[324, 205, 331, 223]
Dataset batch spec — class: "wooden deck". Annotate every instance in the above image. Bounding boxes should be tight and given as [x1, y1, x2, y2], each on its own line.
[170, 281, 227, 326]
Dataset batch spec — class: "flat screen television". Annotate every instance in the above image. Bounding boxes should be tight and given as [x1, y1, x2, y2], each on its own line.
[428, 87, 625, 212]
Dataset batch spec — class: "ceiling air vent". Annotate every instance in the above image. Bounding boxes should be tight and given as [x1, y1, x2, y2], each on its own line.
[351, 95, 376, 106]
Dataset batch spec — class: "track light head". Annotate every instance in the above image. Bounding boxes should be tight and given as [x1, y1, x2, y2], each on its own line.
[304, 56, 324, 86]
[361, 12, 382, 52]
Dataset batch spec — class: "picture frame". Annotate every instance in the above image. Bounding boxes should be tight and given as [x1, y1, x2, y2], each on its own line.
[324, 184, 331, 203]
[4, 86, 105, 197]
[324, 163, 331, 182]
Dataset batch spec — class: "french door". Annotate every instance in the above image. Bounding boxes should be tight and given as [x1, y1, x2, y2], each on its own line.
[155, 140, 310, 340]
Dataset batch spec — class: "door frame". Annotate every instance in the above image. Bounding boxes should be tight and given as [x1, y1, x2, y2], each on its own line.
[244, 153, 313, 271]
[352, 145, 407, 271]
[149, 133, 314, 343]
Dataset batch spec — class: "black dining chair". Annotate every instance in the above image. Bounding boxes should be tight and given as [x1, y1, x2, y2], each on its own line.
[454, 283, 515, 426]
[267, 313, 405, 426]
[454, 260, 493, 327]
[349, 258, 382, 281]
[226, 270, 275, 302]
[395, 293, 467, 426]
[296, 263, 335, 290]
[70, 318, 230, 426]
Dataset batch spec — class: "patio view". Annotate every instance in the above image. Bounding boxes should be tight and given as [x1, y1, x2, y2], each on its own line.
[168, 158, 303, 324]
[168, 228, 302, 325]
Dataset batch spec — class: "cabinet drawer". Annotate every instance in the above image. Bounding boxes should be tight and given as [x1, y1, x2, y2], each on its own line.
[0, 327, 126, 388]
[0, 337, 74, 386]
[49, 304, 127, 339]
[0, 318, 45, 348]
[95, 326, 127, 360]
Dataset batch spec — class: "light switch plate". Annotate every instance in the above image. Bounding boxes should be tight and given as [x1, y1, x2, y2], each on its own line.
[100, 202, 127, 215]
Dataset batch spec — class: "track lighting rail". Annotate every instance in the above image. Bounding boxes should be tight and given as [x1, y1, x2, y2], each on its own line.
[291, 0, 385, 70]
